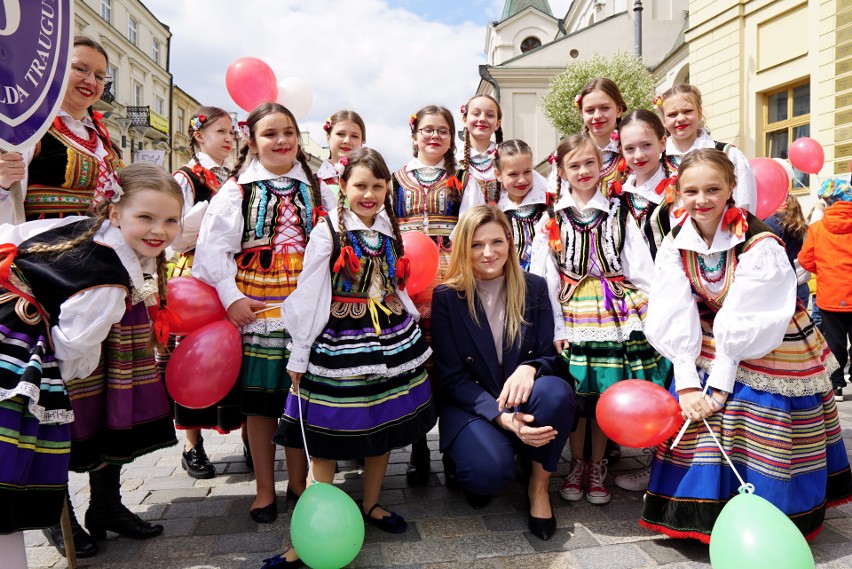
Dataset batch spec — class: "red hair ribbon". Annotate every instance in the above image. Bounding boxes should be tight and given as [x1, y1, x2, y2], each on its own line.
[0, 244, 18, 285]
[446, 176, 463, 191]
[723, 207, 749, 238]
[396, 256, 411, 290]
[191, 164, 221, 191]
[544, 217, 563, 252]
[611, 180, 623, 196]
[617, 157, 627, 174]
[672, 206, 686, 219]
[662, 175, 678, 204]
[654, 177, 673, 195]
[545, 192, 556, 206]
[547, 152, 558, 165]
[333, 246, 361, 274]
[151, 304, 183, 346]
[312, 206, 329, 226]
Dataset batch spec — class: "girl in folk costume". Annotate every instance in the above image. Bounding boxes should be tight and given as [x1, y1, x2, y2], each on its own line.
[194, 103, 333, 524]
[658, 84, 757, 214]
[166, 107, 244, 480]
[616, 110, 676, 259]
[316, 110, 366, 201]
[267, 148, 437, 569]
[392, 105, 466, 483]
[530, 134, 670, 506]
[575, 78, 628, 198]
[459, 95, 503, 205]
[641, 149, 851, 542]
[0, 36, 123, 224]
[461, 139, 549, 271]
[0, 164, 183, 564]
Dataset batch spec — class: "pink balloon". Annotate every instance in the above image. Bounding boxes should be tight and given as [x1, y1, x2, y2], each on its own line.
[401, 232, 439, 297]
[165, 321, 242, 409]
[788, 137, 825, 175]
[225, 57, 279, 112]
[166, 277, 226, 336]
[750, 158, 789, 220]
[597, 380, 683, 448]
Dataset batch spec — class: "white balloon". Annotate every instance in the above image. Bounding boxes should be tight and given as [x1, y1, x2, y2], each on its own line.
[276, 77, 313, 120]
[773, 157, 795, 182]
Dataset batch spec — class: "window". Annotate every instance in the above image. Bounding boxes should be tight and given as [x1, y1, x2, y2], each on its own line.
[133, 81, 143, 106]
[128, 16, 137, 45]
[107, 64, 118, 97]
[155, 95, 165, 115]
[152, 38, 160, 64]
[101, 0, 111, 22]
[764, 81, 811, 190]
[177, 108, 185, 134]
[520, 36, 542, 53]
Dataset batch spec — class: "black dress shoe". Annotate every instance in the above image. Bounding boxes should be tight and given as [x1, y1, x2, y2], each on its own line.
[42, 522, 99, 558]
[357, 500, 408, 534]
[85, 508, 163, 540]
[260, 550, 304, 568]
[249, 501, 278, 524]
[181, 439, 216, 479]
[528, 512, 556, 540]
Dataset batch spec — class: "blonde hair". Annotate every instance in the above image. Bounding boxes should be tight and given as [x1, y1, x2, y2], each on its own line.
[675, 148, 737, 206]
[778, 193, 807, 239]
[554, 134, 602, 200]
[444, 205, 527, 347]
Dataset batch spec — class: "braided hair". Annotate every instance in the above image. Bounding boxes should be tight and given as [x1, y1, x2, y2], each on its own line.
[188, 105, 232, 173]
[577, 78, 628, 136]
[337, 148, 405, 285]
[411, 105, 458, 179]
[324, 110, 366, 159]
[460, 94, 503, 169]
[493, 139, 533, 198]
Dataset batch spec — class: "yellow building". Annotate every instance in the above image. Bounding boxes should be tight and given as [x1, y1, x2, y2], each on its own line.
[685, 0, 848, 203]
[171, 85, 203, 169]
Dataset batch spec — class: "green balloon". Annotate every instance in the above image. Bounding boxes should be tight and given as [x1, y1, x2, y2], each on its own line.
[290, 482, 365, 569]
[710, 492, 814, 569]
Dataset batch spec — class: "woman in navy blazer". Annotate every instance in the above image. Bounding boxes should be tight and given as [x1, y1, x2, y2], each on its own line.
[432, 205, 576, 540]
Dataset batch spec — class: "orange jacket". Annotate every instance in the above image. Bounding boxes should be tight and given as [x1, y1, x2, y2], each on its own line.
[798, 201, 852, 311]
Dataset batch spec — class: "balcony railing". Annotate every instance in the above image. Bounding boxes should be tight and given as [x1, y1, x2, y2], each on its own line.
[127, 106, 169, 136]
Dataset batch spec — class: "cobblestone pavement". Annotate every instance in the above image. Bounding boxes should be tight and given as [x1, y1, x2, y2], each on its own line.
[25, 396, 852, 569]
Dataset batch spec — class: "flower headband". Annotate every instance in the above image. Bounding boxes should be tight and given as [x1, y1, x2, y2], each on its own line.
[408, 114, 417, 133]
[652, 95, 663, 111]
[459, 104, 467, 117]
[190, 114, 207, 132]
[323, 118, 333, 133]
[547, 151, 558, 165]
[574, 93, 582, 109]
[237, 121, 250, 142]
[333, 155, 349, 176]
[102, 178, 124, 203]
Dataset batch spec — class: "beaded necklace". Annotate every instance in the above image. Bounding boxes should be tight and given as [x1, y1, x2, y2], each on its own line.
[53, 117, 98, 153]
[564, 208, 605, 233]
[625, 193, 651, 220]
[411, 168, 444, 189]
[469, 152, 494, 173]
[697, 251, 726, 283]
[344, 230, 398, 291]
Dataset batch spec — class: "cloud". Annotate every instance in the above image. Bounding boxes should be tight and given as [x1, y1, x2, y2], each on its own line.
[143, 0, 487, 169]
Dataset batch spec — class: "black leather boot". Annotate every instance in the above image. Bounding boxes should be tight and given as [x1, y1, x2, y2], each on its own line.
[86, 464, 164, 540]
[405, 437, 431, 485]
[181, 436, 216, 479]
[42, 490, 98, 558]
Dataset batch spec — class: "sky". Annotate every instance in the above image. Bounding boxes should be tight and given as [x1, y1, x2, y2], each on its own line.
[142, 0, 573, 169]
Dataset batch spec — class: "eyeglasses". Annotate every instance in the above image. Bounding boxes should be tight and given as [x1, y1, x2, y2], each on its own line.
[71, 64, 111, 85]
[418, 127, 451, 139]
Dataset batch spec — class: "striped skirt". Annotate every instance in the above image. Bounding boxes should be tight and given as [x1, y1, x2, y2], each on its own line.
[642, 380, 852, 543]
[235, 249, 302, 417]
[561, 277, 670, 411]
[0, 289, 72, 532]
[67, 302, 177, 471]
[276, 297, 436, 459]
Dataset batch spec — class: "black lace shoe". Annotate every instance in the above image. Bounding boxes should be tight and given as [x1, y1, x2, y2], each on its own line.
[85, 506, 164, 540]
[42, 520, 98, 558]
[181, 439, 216, 479]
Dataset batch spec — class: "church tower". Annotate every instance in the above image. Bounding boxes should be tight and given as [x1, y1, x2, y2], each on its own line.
[485, 0, 559, 66]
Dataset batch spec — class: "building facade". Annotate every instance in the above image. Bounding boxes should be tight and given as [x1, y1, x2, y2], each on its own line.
[480, 0, 689, 167]
[75, 0, 174, 167]
[685, 0, 846, 202]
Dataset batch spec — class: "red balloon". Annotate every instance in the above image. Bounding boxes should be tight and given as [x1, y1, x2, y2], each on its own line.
[401, 232, 439, 297]
[166, 321, 242, 409]
[597, 380, 683, 448]
[166, 277, 226, 336]
[750, 158, 789, 220]
[788, 137, 825, 175]
[225, 57, 279, 112]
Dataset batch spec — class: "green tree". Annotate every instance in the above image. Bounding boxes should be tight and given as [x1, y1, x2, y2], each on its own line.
[542, 52, 656, 136]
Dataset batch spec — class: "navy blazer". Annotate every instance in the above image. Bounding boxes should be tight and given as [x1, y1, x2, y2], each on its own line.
[431, 272, 563, 450]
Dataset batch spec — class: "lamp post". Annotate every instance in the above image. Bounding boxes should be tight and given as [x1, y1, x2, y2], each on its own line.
[634, 0, 643, 58]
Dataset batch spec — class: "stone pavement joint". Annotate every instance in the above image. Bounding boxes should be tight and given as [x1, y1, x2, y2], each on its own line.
[24, 399, 852, 568]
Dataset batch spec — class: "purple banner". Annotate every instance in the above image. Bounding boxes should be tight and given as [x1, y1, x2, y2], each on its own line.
[0, 0, 74, 151]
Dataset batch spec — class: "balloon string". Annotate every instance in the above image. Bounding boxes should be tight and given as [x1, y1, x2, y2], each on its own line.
[700, 417, 750, 493]
[670, 383, 709, 449]
[295, 383, 316, 484]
